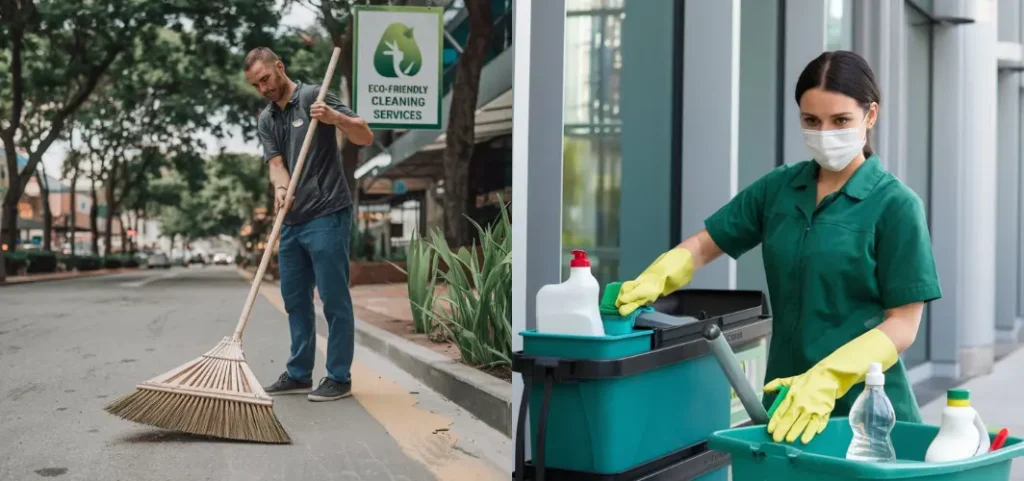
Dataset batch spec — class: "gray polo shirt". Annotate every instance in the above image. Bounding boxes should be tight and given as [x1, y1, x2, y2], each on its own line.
[257, 81, 356, 226]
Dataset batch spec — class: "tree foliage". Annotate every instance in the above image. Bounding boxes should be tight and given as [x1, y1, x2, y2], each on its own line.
[155, 152, 268, 242]
[0, 0, 280, 278]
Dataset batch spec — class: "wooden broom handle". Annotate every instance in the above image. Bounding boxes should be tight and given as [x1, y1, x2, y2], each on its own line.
[234, 46, 343, 342]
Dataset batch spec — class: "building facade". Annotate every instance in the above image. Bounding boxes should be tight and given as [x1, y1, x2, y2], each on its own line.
[513, 0, 1024, 465]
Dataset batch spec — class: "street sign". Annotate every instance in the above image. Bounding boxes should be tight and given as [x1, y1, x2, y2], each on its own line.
[392, 179, 408, 195]
[352, 5, 444, 130]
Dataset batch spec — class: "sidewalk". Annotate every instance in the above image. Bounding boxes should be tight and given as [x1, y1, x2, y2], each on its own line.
[236, 267, 513, 438]
[919, 347, 1024, 479]
[0, 268, 133, 286]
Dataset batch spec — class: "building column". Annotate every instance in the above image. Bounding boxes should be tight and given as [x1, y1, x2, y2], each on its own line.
[618, 1, 680, 279]
[997, 0, 1022, 343]
[1020, 81, 1024, 321]
[852, 0, 907, 176]
[930, 0, 999, 379]
[782, 0, 829, 165]
[680, 0, 741, 289]
[510, 0, 565, 470]
[1019, 0, 1024, 322]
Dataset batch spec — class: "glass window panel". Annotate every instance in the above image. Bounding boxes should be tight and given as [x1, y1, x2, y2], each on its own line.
[562, 0, 625, 285]
[826, 0, 854, 51]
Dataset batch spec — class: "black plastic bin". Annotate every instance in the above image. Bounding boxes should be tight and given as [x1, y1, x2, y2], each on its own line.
[512, 289, 773, 481]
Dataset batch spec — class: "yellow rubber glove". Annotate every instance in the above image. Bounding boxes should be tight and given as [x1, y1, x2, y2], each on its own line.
[615, 248, 695, 316]
[764, 328, 899, 444]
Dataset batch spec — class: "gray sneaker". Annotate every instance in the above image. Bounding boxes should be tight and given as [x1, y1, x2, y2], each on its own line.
[308, 377, 352, 402]
[263, 372, 313, 395]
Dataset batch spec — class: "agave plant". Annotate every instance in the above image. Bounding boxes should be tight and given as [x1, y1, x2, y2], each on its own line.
[419, 198, 513, 368]
[387, 232, 439, 336]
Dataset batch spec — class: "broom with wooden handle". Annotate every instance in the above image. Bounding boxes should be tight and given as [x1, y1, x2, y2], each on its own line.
[104, 46, 344, 444]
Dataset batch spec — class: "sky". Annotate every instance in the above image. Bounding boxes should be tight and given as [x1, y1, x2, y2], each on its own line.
[37, 1, 321, 182]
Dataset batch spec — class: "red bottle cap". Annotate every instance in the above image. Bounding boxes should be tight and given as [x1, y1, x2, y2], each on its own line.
[570, 250, 590, 268]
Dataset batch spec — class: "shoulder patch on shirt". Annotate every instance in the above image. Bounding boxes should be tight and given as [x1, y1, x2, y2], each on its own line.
[291, 118, 304, 128]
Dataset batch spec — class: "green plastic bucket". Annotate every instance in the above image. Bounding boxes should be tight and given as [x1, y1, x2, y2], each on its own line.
[709, 417, 1024, 480]
[522, 329, 731, 474]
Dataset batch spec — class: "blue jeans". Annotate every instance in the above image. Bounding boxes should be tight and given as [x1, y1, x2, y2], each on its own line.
[278, 207, 354, 384]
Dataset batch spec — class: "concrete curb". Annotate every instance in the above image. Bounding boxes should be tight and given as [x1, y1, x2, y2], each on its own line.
[235, 267, 513, 438]
[0, 268, 136, 287]
[353, 318, 513, 438]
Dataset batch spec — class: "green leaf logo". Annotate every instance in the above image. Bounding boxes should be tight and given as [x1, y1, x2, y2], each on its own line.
[373, 22, 423, 78]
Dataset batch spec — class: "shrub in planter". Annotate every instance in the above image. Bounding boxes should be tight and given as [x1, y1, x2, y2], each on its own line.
[103, 256, 123, 269]
[25, 251, 58, 274]
[75, 256, 102, 271]
[4, 251, 28, 276]
[122, 255, 140, 268]
[388, 233, 440, 337]
[418, 199, 512, 368]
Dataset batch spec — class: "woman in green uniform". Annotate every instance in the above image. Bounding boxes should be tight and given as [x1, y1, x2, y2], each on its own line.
[616, 50, 942, 445]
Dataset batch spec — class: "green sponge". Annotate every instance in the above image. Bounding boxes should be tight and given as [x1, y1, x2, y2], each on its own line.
[600, 282, 624, 315]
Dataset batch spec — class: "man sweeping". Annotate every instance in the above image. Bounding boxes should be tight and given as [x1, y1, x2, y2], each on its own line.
[244, 47, 374, 402]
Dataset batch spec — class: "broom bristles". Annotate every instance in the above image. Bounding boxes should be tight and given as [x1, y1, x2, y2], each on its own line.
[104, 388, 291, 444]
[104, 337, 290, 444]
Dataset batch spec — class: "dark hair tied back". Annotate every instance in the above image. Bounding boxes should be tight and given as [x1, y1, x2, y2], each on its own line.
[794, 50, 880, 157]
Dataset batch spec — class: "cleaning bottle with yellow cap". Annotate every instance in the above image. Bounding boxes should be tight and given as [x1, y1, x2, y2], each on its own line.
[924, 389, 991, 462]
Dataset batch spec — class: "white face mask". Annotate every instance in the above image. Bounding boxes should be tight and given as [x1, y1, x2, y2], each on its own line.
[801, 121, 867, 172]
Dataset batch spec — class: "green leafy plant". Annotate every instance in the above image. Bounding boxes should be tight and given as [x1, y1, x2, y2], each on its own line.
[388, 232, 441, 337]
[103, 256, 124, 269]
[25, 251, 58, 273]
[72, 255, 103, 271]
[418, 198, 512, 368]
[4, 251, 28, 276]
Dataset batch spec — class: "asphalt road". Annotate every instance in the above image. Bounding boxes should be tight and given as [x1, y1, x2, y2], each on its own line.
[0, 266, 508, 481]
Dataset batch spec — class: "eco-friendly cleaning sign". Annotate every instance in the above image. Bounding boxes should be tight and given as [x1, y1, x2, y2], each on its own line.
[353, 5, 444, 130]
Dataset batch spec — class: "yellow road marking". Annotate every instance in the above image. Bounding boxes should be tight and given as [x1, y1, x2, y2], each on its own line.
[237, 268, 503, 480]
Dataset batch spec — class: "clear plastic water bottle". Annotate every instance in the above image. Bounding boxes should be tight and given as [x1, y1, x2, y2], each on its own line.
[846, 362, 897, 462]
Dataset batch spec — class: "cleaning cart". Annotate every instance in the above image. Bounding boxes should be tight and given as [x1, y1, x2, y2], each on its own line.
[512, 287, 1024, 481]
[512, 288, 773, 481]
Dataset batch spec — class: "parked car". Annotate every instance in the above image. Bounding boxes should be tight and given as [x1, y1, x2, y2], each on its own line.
[185, 251, 207, 266]
[212, 252, 232, 265]
[146, 251, 171, 269]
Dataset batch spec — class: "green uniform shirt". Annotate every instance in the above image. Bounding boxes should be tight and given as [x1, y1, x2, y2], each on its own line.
[704, 155, 942, 422]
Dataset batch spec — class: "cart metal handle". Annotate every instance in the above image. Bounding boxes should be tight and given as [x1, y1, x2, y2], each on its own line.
[703, 324, 770, 425]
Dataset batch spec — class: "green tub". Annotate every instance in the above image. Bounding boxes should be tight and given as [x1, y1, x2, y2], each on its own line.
[522, 328, 731, 475]
[709, 417, 1024, 480]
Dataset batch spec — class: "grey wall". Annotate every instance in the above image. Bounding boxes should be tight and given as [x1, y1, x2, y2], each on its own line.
[681, 0, 741, 290]
[735, 0, 781, 300]
[1002, 0, 1020, 41]
[783, 0, 829, 165]
[618, 1, 679, 280]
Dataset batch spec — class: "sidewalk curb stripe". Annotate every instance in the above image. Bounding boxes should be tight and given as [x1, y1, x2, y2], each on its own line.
[353, 318, 513, 436]
[234, 267, 504, 480]
[0, 268, 136, 287]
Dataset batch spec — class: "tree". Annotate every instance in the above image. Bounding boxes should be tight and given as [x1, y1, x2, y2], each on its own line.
[194, 152, 269, 238]
[153, 152, 268, 244]
[32, 161, 52, 251]
[0, 0, 280, 280]
[442, 0, 493, 246]
[71, 20, 277, 255]
[62, 150, 85, 256]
